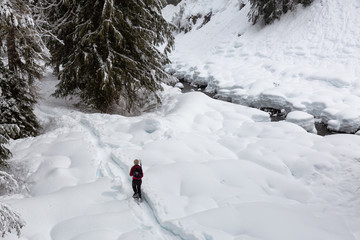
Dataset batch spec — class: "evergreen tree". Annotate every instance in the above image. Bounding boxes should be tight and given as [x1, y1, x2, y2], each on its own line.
[0, 63, 39, 138]
[248, 0, 314, 25]
[299, 0, 313, 7]
[0, 0, 45, 163]
[37, 0, 76, 74]
[0, 62, 39, 165]
[0, 0, 47, 84]
[248, 0, 282, 25]
[50, 0, 174, 114]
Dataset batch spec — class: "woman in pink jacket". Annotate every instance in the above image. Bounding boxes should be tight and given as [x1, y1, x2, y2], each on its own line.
[129, 159, 143, 199]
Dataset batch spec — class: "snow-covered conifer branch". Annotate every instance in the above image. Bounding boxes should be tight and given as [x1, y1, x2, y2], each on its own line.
[0, 171, 19, 195]
[0, 203, 25, 238]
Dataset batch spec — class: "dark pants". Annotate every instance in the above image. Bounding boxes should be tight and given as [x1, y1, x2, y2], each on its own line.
[132, 179, 142, 198]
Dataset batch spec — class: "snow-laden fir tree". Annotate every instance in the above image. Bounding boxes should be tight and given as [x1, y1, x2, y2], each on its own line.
[50, 0, 174, 114]
[36, 0, 75, 74]
[0, 61, 36, 164]
[0, 171, 24, 238]
[0, 61, 38, 139]
[0, 0, 46, 163]
[248, 0, 314, 25]
[0, 0, 47, 84]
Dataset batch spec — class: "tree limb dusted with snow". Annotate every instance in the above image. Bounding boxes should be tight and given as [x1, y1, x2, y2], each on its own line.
[0, 170, 24, 238]
[0, 0, 48, 84]
[248, 0, 314, 25]
[0, 124, 19, 165]
[0, 61, 39, 145]
[0, 0, 46, 162]
[0, 171, 19, 195]
[0, 203, 25, 238]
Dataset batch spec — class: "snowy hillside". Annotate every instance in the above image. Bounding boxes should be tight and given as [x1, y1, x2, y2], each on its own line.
[163, 0, 360, 133]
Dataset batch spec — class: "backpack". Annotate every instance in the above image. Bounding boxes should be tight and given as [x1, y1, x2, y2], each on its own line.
[133, 166, 142, 178]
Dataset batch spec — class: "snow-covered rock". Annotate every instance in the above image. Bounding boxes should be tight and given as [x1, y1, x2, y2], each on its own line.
[321, 108, 360, 133]
[286, 111, 316, 133]
[174, 82, 184, 89]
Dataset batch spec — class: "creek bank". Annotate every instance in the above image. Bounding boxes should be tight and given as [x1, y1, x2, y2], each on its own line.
[175, 80, 337, 136]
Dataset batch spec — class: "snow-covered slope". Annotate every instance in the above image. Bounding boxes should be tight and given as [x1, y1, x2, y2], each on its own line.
[164, 0, 360, 133]
[3, 71, 360, 240]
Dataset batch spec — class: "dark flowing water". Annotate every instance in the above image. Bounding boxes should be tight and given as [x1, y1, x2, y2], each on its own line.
[259, 107, 335, 136]
[178, 81, 336, 136]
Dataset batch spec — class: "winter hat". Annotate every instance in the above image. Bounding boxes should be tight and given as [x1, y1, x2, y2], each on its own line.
[134, 159, 139, 165]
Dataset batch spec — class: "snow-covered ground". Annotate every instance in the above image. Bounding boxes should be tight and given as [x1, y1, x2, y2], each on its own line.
[2, 69, 360, 239]
[2, 0, 360, 239]
[163, 0, 360, 133]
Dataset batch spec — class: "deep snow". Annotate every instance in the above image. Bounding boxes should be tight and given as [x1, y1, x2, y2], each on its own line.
[2, 0, 360, 239]
[2, 69, 360, 240]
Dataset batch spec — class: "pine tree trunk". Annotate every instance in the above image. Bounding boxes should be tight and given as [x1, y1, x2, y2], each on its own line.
[6, 27, 17, 72]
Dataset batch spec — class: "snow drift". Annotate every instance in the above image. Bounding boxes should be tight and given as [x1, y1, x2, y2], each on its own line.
[2, 72, 360, 240]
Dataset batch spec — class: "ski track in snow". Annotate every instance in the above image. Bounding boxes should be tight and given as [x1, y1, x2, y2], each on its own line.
[55, 98, 181, 238]
[77, 113, 183, 240]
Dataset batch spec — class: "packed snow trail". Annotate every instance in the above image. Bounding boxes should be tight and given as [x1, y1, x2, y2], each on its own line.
[76, 111, 185, 240]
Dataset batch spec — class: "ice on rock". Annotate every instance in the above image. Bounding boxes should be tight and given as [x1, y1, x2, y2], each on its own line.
[286, 111, 316, 133]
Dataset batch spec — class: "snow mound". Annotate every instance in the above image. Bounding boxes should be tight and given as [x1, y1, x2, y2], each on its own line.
[286, 111, 316, 133]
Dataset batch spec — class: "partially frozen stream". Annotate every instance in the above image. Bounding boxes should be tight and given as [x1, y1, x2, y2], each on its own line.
[177, 80, 336, 136]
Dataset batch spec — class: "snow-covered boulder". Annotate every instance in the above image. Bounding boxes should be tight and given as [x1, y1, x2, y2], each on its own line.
[174, 82, 184, 89]
[286, 111, 316, 133]
[321, 108, 360, 133]
[320, 108, 338, 124]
